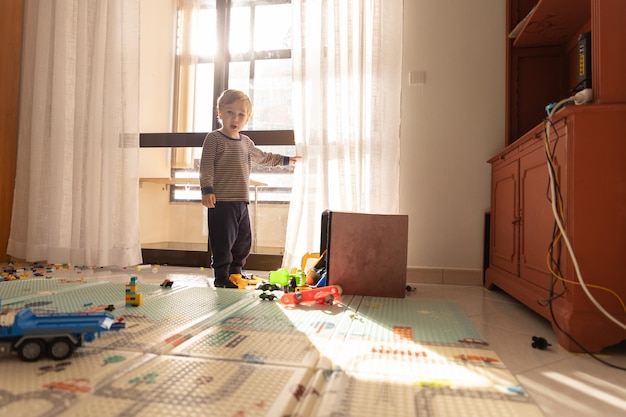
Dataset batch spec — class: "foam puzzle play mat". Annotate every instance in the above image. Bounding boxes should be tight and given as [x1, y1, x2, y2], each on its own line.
[0, 263, 545, 416]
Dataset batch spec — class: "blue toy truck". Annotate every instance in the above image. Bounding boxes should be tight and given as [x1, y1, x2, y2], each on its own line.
[0, 298, 125, 361]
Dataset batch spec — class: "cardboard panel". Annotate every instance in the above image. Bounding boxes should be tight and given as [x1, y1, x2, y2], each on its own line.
[322, 211, 408, 298]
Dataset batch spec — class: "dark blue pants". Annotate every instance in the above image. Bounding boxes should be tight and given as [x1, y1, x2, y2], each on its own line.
[208, 202, 251, 282]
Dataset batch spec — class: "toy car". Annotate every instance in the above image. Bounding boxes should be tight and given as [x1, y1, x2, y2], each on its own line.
[259, 293, 277, 301]
[0, 298, 125, 362]
[160, 279, 174, 288]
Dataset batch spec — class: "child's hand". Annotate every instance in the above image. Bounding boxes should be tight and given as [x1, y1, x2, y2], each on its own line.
[202, 194, 216, 208]
[289, 156, 302, 166]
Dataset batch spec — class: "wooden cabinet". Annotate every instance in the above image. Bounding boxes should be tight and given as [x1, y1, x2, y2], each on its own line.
[487, 105, 626, 353]
[489, 122, 566, 293]
[487, 0, 626, 353]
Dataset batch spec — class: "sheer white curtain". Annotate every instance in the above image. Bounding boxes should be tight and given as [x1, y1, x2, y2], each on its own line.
[7, 0, 142, 267]
[283, 0, 403, 268]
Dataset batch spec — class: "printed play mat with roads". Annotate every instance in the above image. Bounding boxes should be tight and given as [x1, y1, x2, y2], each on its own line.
[0, 264, 545, 417]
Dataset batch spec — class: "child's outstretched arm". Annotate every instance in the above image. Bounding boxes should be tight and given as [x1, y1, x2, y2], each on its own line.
[288, 156, 302, 166]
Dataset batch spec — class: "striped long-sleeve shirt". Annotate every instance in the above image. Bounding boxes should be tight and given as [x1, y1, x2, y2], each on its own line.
[199, 130, 289, 202]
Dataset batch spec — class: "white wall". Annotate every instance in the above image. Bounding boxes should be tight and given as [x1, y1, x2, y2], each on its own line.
[138, 0, 507, 275]
[139, 0, 176, 133]
[400, 0, 505, 275]
[139, 0, 177, 245]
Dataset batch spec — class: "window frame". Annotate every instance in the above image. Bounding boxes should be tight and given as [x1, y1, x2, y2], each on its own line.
[174, 0, 293, 132]
[171, 0, 293, 203]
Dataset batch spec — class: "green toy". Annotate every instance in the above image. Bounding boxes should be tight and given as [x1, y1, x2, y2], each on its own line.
[269, 268, 305, 287]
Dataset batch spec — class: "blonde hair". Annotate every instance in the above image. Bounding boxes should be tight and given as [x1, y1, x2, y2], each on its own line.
[217, 89, 252, 116]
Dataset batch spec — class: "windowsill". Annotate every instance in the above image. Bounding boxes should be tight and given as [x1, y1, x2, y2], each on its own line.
[140, 177, 267, 187]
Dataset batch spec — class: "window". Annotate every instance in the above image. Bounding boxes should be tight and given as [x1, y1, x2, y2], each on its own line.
[172, 0, 294, 204]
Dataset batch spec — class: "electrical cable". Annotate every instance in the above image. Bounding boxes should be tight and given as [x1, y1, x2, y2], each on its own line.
[541, 145, 626, 313]
[545, 98, 626, 332]
[542, 99, 626, 370]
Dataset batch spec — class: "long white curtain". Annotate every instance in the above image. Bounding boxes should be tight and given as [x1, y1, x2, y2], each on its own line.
[7, 0, 142, 267]
[283, 0, 403, 268]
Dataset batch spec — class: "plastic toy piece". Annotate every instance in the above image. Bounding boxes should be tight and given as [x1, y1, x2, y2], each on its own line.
[458, 337, 489, 346]
[125, 276, 143, 306]
[256, 283, 282, 292]
[531, 336, 551, 350]
[305, 269, 319, 285]
[160, 279, 174, 288]
[229, 273, 264, 289]
[259, 293, 277, 301]
[269, 268, 306, 287]
[269, 268, 291, 286]
[0, 298, 125, 362]
[303, 250, 327, 286]
[257, 282, 282, 301]
[280, 285, 342, 306]
[300, 251, 321, 271]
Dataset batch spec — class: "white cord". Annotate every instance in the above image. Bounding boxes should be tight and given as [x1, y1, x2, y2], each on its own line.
[573, 88, 593, 105]
[545, 99, 626, 331]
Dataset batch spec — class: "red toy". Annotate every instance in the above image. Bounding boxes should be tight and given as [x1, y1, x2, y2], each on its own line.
[280, 285, 342, 306]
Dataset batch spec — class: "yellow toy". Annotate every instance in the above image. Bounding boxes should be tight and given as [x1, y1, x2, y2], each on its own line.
[125, 276, 143, 306]
[228, 273, 264, 289]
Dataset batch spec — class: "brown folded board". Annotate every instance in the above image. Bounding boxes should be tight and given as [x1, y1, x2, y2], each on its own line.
[321, 210, 408, 298]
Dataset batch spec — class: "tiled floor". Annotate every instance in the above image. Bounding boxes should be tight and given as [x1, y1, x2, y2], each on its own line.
[410, 281, 626, 417]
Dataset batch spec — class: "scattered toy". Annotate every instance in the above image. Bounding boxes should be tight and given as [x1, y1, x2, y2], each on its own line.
[256, 283, 280, 291]
[280, 285, 342, 306]
[269, 268, 306, 288]
[531, 336, 551, 350]
[259, 293, 278, 301]
[125, 276, 143, 306]
[458, 338, 489, 346]
[229, 273, 264, 289]
[0, 297, 125, 362]
[257, 282, 282, 301]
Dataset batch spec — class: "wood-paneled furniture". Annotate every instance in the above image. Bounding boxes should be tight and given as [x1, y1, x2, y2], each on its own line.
[486, 0, 626, 352]
[0, 0, 24, 262]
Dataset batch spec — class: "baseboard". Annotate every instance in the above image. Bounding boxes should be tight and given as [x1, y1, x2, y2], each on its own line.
[406, 267, 483, 286]
[141, 249, 283, 271]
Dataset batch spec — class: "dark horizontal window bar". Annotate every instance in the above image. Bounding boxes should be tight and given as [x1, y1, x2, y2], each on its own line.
[140, 130, 295, 148]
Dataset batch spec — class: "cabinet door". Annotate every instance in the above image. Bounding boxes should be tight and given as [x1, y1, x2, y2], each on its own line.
[519, 142, 565, 290]
[490, 160, 519, 276]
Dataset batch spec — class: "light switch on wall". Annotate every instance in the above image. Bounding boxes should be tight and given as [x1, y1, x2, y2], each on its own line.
[409, 70, 425, 86]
